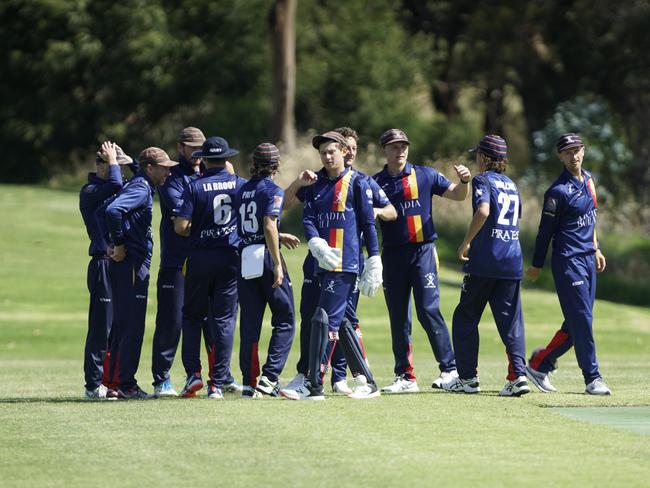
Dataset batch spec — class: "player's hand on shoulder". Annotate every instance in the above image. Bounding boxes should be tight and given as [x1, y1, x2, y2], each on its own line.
[595, 249, 606, 273]
[525, 266, 541, 282]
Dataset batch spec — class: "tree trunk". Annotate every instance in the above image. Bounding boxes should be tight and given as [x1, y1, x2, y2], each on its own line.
[270, 0, 297, 151]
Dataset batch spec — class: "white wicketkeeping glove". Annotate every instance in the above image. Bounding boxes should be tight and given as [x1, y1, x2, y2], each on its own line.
[358, 255, 383, 297]
[308, 237, 342, 271]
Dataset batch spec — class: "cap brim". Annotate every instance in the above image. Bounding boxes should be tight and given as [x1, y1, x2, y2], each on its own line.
[192, 149, 239, 159]
[117, 155, 134, 165]
[156, 160, 179, 167]
[181, 141, 205, 147]
[382, 138, 410, 146]
[557, 143, 584, 152]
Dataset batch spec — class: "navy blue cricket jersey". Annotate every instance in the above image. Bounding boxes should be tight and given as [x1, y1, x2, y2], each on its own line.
[158, 154, 201, 268]
[79, 165, 123, 257]
[176, 166, 247, 250]
[465, 170, 523, 279]
[302, 167, 379, 274]
[105, 172, 156, 278]
[532, 169, 599, 268]
[236, 176, 284, 249]
[373, 163, 451, 247]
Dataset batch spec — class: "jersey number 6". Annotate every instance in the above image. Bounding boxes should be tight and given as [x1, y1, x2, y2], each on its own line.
[212, 194, 232, 225]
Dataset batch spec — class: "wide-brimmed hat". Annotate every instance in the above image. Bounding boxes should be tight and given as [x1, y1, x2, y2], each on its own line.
[192, 136, 239, 159]
[312, 131, 349, 150]
[469, 134, 508, 160]
[139, 147, 179, 167]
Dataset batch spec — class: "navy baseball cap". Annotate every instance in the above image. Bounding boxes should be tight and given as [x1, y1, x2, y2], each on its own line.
[192, 136, 239, 159]
[469, 134, 508, 160]
[556, 133, 584, 153]
[380, 128, 410, 146]
[253, 142, 280, 165]
[312, 131, 349, 150]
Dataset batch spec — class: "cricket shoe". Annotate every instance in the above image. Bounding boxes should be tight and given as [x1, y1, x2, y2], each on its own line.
[499, 376, 531, 397]
[525, 365, 556, 393]
[222, 379, 243, 394]
[256, 376, 281, 397]
[348, 375, 380, 399]
[284, 373, 306, 391]
[117, 385, 151, 400]
[242, 386, 263, 399]
[280, 382, 325, 401]
[332, 379, 353, 394]
[84, 384, 117, 401]
[153, 379, 178, 398]
[432, 369, 459, 389]
[180, 373, 204, 398]
[207, 385, 224, 400]
[381, 375, 420, 394]
[444, 376, 480, 394]
[585, 378, 612, 396]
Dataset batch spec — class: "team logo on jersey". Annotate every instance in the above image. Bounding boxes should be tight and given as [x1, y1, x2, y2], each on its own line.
[273, 195, 283, 209]
[543, 197, 558, 217]
[475, 188, 482, 197]
[460, 276, 469, 293]
[324, 280, 336, 293]
[424, 272, 436, 289]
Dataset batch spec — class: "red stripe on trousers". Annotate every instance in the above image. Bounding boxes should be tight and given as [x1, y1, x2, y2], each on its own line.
[250, 342, 260, 387]
[102, 351, 112, 387]
[405, 343, 416, 380]
[506, 352, 516, 381]
[531, 330, 570, 370]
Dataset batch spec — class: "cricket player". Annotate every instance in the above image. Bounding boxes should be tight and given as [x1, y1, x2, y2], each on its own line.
[525, 133, 611, 395]
[445, 135, 530, 396]
[151, 127, 204, 397]
[79, 141, 131, 399]
[105, 147, 178, 399]
[373, 129, 470, 393]
[283, 128, 396, 394]
[236, 143, 295, 398]
[281, 131, 383, 400]
[174, 136, 246, 400]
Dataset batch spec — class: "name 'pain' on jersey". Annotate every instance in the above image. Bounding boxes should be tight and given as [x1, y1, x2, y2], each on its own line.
[467, 170, 523, 280]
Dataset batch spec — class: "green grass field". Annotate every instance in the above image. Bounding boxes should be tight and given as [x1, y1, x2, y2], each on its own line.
[1, 184, 649, 488]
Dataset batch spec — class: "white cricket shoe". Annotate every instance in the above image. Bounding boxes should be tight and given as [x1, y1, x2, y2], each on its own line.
[432, 369, 459, 389]
[526, 365, 557, 393]
[256, 376, 281, 397]
[284, 373, 306, 391]
[242, 386, 262, 399]
[280, 382, 325, 401]
[585, 378, 611, 396]
[348, 379, 381, 400]
[499, 376, 531, 397]
[84, 384, 117, 400]
[332, 380, 353, 394]
[444, 376, 480, 394]
[381, 375, 420, 394]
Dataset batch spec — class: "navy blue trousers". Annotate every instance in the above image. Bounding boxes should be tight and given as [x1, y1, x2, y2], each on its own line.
[182, 248, 238, 388]
[238, 251, 295, 386]
[311, 272, 357, 388]
[452, 275, 526, 380]
[382, 243, 456, 380]
[297, 256, 365, 385]
[83, 256, 113, 390]
[151, 267, 184, 386]
[530, 254, 601, 384]
[111, 259, 150, 391]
